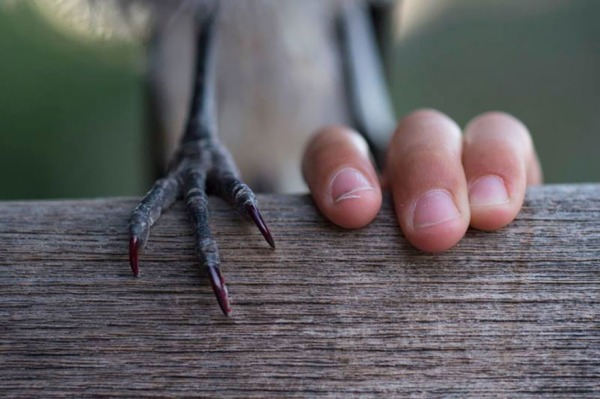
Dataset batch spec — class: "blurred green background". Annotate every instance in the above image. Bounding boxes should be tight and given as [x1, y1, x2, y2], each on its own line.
[0, 0, 598, 200]
[0, 0, 147, 199]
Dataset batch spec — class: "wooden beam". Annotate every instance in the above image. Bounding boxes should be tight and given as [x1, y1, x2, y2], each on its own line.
[1, 184, 599, 397]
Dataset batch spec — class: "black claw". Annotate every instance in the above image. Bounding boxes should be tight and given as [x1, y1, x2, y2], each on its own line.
[207, 266, 231, 316]
[129, 236, 140, 277]
[245, 203, 276, 249]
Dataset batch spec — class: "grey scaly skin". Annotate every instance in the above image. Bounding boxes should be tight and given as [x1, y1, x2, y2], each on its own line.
[128, 1, 394, 316]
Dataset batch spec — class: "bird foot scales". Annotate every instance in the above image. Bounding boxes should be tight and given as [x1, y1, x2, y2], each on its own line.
[128, 139, 275, 316]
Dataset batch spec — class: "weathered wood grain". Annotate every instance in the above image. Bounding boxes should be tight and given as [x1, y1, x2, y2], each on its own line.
[1, 185, 599, 397]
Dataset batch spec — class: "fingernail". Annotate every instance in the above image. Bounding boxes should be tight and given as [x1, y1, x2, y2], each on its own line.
[413, 189, 460, 229]
[331, 167, 374, 203]
[469, 175, 509, 206]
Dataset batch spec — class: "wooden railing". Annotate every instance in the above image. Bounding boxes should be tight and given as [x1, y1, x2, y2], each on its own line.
[1, 184, 599, 397]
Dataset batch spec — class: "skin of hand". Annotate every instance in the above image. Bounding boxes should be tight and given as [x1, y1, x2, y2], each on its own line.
[302, 109, 543, 252]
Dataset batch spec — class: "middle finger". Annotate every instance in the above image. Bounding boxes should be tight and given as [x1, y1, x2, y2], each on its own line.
[386, 109, 470, 252]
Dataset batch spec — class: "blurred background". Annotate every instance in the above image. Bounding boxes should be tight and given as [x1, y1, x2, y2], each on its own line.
[0, 0, 598, 200]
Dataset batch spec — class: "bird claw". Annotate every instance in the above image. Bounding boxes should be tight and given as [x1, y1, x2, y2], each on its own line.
[207, 265, 232, 316]
[129, 235, 139, 277]
[245, 203, 276, 249]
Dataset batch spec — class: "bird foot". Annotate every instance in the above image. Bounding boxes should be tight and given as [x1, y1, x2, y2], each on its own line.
[128, 139, 274, 316]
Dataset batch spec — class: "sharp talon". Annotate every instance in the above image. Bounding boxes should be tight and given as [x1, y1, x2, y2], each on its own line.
[245, 203, 276, 249]
[208, 266, 232, 316]
[129, 236, 139, 277]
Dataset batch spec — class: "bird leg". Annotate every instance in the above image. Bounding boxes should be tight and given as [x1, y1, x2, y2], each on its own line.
[128, 4, 274, 316]
[338, 3, 396, 170]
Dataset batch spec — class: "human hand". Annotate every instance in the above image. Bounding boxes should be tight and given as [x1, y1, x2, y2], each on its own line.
[302, 109, 542, 252]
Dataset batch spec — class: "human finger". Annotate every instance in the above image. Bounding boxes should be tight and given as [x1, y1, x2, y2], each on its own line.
[302, 126, 382, 229]
[463, 112, 542, 230]
[386, 109, 470, 252]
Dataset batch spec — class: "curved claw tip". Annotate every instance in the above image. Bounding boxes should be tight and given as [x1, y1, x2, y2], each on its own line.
[208, 266, 232, 316]
[129, 236, 139, 277]
[245, 203, 276, 249]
